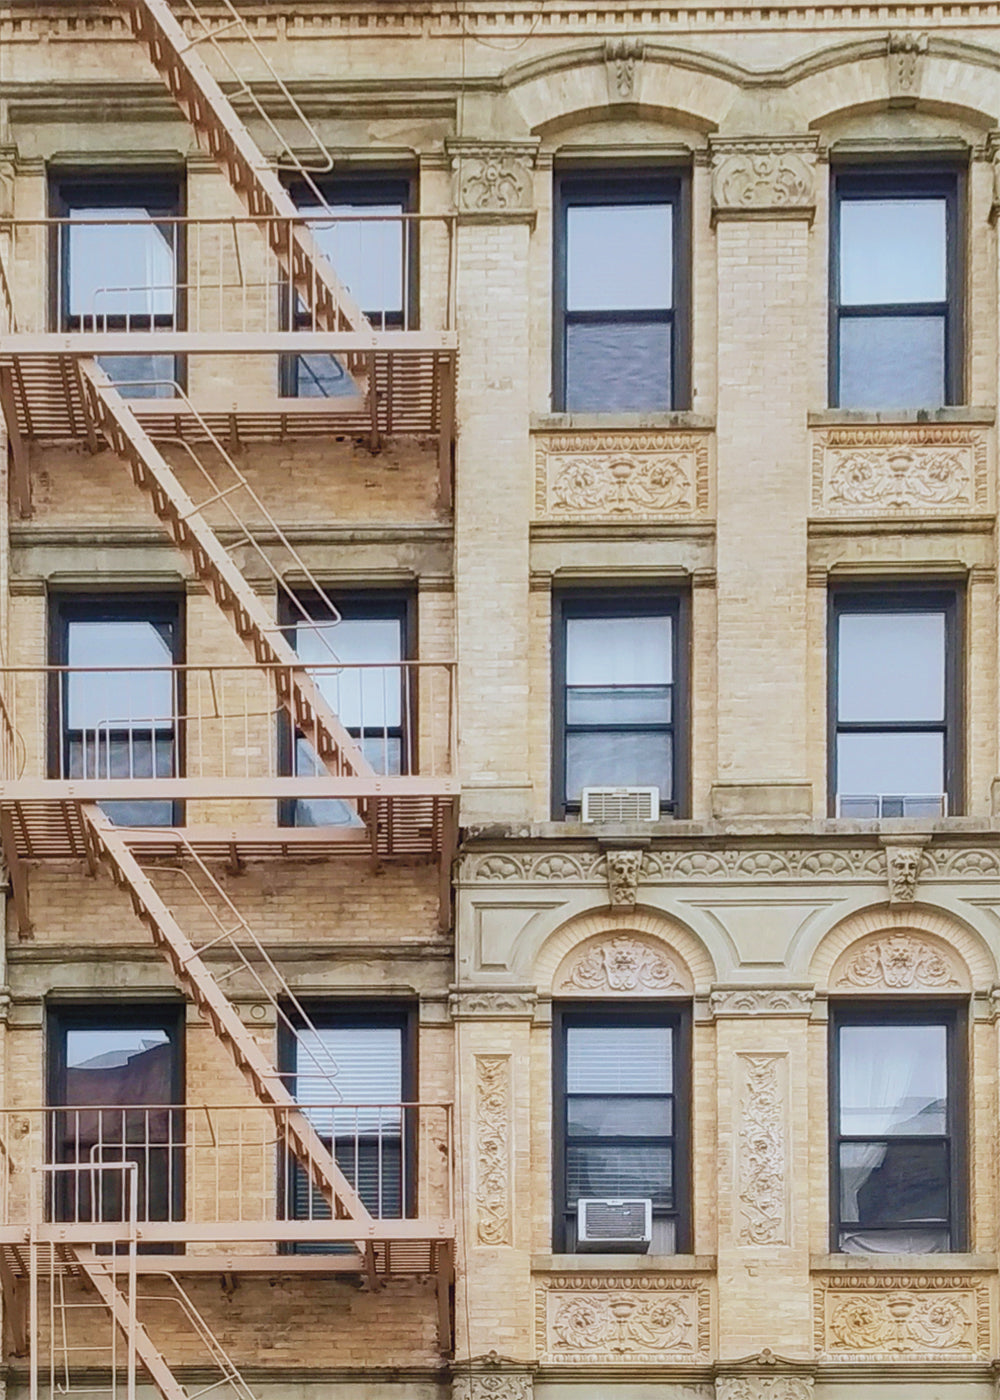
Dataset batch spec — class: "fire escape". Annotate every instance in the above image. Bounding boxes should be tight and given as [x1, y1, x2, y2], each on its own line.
[0, 1, 458, 1392]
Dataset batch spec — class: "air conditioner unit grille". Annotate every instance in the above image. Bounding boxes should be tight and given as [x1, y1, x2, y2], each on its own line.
[581, 786, 660, 822]
[576, 1197, 652, 1251]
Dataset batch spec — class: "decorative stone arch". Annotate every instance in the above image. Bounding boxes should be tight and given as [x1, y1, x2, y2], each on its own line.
[535, 905, 714, 998]
[809, 903, 995, 995]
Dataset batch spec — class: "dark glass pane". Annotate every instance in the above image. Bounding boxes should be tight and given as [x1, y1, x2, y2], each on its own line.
[838, 315, 945, 410]
[96, 355, 177, 400]
[566, 685, 671, 727]
[839, 199, 947, 306]
[839, 1140, 948, 1226]
[294, 352, 363, 399]
[565, 320, 671, 413]
[838, 612, 945, 723]
[565, 730, 671, 803]
[566, 1026, 672, 1094]
[566, 1145, 672, 1204]
[567, 1094, 672, 1138]
[566, 204, 672, 311]
[295, 734, 400, 829]
[839, 1024, 947, 1136]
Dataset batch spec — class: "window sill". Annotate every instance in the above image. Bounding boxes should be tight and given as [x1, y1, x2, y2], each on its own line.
[809, 406, 995, 427]
[532, 1253, 716, 1273]
[811, 1252, 995, 1271]
[532, 412, 715, 433]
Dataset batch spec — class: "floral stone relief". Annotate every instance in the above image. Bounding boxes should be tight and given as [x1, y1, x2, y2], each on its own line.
[815, 1275, 989, 1359]
[534, 432, 710, 520]
[556, 935, 689, 995]
[474, 1055, 511, 1246]
[737, 1054, 788, 1247]
[812, 425, 989, 516]
[536, 1276, 710, 1364]
[833, 933, 962, 991]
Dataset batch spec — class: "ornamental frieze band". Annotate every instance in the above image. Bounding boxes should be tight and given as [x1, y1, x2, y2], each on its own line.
[813, 1274, 991, 1360]
[534, 1275, 711, 1364]
[811, 423, 990, 516]
[533, 431, 711, 521]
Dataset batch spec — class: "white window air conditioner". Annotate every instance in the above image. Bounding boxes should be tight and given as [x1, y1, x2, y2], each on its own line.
[838, 794, 947, 819]
[577, 1197, 652, 1252]
[581, 786, 660, 823]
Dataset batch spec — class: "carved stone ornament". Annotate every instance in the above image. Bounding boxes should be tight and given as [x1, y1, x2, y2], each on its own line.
[450, 991, 538, 1019]
[606, 849, 643, 907]
[710, 988, 814, 1017]
[536, 1275, 710, 1364]
[710, 138, 817, 219]
[811, 425, 989, 516]
[604, 37, 644, 100]
[885, 844, 925, 903]
[556, 935, 687, 995]
[834, 933, 961, 991]
[887, 31, 928, 100]
[716, 1381, 813, 1400]
[815, 1275, 989, 1359]
[737, 1054, 788, 1247]
[450, 143, 536, 219]
[534, 432, 710, 521]
[452, 1375, 533, 1400]
[474, 1055, 512, 1247]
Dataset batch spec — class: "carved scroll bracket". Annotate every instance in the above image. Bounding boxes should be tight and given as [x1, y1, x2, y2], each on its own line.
[448, 140, 539, 224]
[710, 135, 818, 222]
[887, 31, 928, 104]
[604, 38, 645, 102]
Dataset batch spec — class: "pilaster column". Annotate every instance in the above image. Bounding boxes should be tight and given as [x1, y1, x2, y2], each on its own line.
[709, 986, 815, 1359]
[710, 136, 818, 820]
[449, 140, 538, 824]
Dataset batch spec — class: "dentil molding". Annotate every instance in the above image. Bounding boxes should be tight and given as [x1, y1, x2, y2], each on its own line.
[710, 137, 818, 221]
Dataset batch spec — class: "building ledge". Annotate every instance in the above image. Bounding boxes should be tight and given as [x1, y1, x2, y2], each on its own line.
[809, 406, 996, 427]
[811, 1252, 995, 1271]
[531, 412, 715, 432]
[532, 1253, 716, 1273]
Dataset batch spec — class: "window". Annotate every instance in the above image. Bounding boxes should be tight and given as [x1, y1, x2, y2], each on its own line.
[279, 1005, 416, 1242]
[279, 592, 412, 827]
[47, 1004, 184, 1230]
[831, 170, 961, 409]
[830, 589, 960, 817]
[554, 173, 688, 413]
[553, 1005, 689, 1254]
[50, 173, 183, 399]
[831, 1005, 965, 1253]
[552, 593, 684, 819]
[50, 596, 184, 827]
[283, 175, 414, 398]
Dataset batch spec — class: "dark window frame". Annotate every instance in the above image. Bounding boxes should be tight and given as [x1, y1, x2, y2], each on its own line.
[281, 173, 417, 396]
[827, 583, 963, 818]
[829, 166, 964, 409]
[277, 1001, 419, 1241]
[550, 588, 688, 821]
[277, 589, 415, 826]
[46, 1000, 186, 1236]
[48, 593, 186, 826]
[49, 171, 187, 392]
[552, 1001, 691, 1255]
[552, 170, 691, 414]
[828, 1000, 967, 1254]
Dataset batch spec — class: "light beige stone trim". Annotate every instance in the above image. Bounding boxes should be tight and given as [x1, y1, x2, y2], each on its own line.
[533, 430, 712, 522]
[534, 1272, 711, 1364]
[813, 1271, 991, 1359]
[809, 904, 993, 990]
[536, 906, 711, 995]
[810, 423, 991, 517]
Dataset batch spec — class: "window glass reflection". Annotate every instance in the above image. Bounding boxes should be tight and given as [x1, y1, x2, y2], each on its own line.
[838, 612, 945, 723]
[840, 199, 947, 306]
[67, 210, 176, 323]
[567, 204, 673, 311]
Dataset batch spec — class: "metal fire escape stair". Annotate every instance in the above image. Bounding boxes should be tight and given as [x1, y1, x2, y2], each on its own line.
[72, 1253, 189, 1400]
[80, 803, 370, 1225]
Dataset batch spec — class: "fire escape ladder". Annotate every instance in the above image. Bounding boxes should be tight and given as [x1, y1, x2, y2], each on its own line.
[81, 805, 373, 1225]
[71, 1252, 189, 1400]
[119, 0, 372, 358]
[76, 359, 374, 785]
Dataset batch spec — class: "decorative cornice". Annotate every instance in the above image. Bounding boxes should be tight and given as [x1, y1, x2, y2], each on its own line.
[710, 988, 815, 1017]
[450, 991, 538, 1019]
[710, 136, 818, 222]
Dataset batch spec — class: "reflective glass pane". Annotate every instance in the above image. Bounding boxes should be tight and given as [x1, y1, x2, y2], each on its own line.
[566, 1026, 672, 1094]
[302, 204, 404, 318]
[293, 352, 362, 400]
[566, 1144, 672, 1204]
[96, 354, 176, 400]
[65, 621, 174, 732]
[566, 684, 672, 727]
[67, 211, 176, 320]
[565, 320, 671, 413]
[839, 1140, 949, 1225]
[566, 615, 672, 687]
[836, 730, 944, 800]
[838, 612, 945, 722]
[567, 204, 672, 311]
[839, 1023, 947, 1136]
[838, 315, 946, 410]
[296, 616, 403, 729]
[66, 1027, 170, 1074]
[565, 730, 671, 802]
[840, 199, 947, 306]
[567, 1095, 672, 1138]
